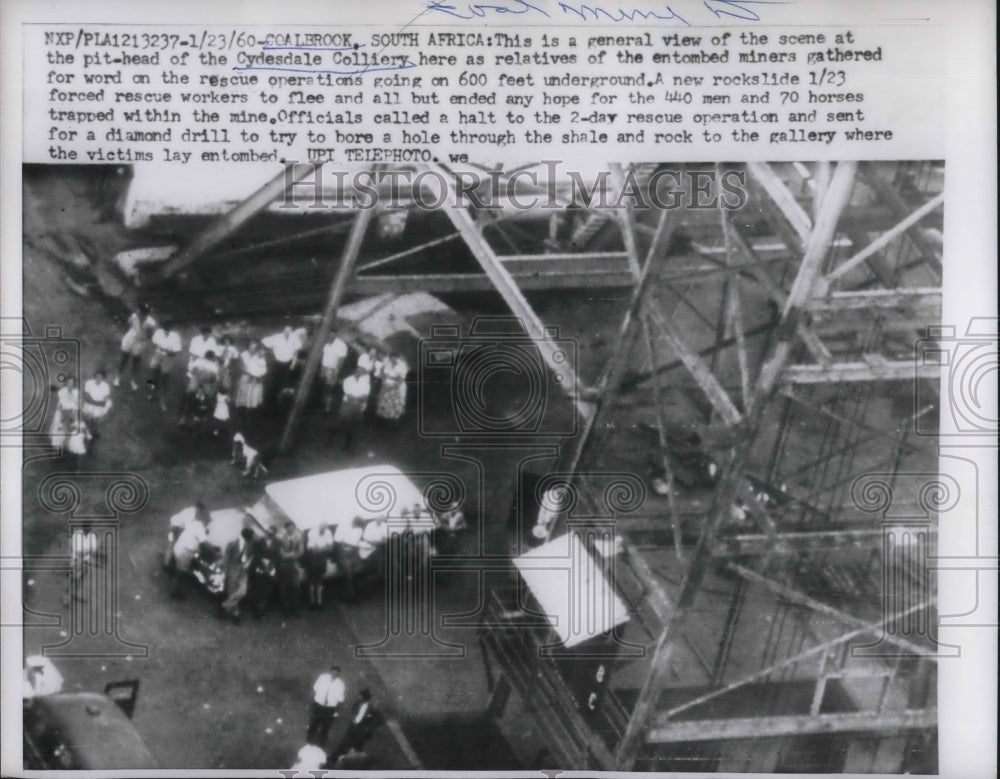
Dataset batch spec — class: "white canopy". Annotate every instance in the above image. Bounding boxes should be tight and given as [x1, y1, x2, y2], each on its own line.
[513, 532, 629, 649]
[259, 465, 426, 533]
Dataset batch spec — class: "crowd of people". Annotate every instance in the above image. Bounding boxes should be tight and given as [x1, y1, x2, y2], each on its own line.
[50, 303, 413, 460]
[165, 495, 466, 622]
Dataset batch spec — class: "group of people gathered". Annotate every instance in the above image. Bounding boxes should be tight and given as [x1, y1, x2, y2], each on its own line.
[166, 498, 466, 622]
[52, 302, 412, 460]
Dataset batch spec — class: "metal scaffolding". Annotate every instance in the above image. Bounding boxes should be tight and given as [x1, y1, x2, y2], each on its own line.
[137, 158, 944, 772]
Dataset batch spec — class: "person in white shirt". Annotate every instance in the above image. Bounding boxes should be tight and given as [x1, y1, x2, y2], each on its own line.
[321, 335, 349, 412]
[305, 523, 336, 608]
[68, 524, 99, 603]
[362, 516, 388, 546]
[263, 326, 304, 409]
[531, 486, 568, 545]
[116, 304, 156, 389]
[334, 365, 371, 452]
[291, 743, 327, 772]
[306, 665, 346, 747]
[23, 656, 64, 699]
[188, 326, 218, 369]
[81, 370, 112, 435]
[356, 347, 375, 375]
[179, 351, 220, 428]
[146, 323, 182, 409]
[49, 376, 80, 449]
[166, 503, 211, 597]
[231, 432, 267, 478]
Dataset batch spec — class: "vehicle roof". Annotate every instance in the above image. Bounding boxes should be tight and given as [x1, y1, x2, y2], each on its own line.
[30, 692, 156, 769]
[263, 464, 425, 531]
[207, 507, 252, 547]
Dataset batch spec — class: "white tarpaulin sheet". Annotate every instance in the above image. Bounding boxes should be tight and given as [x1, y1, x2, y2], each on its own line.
[261, 465, 425, 532]
[513, 532, 629, 649]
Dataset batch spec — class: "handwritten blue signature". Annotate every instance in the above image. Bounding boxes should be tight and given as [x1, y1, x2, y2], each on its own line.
[426, 0, 787, 25]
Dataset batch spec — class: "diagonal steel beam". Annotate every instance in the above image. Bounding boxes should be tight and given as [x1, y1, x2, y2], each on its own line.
[726, 220, 833, 368]
[154, 162, 324, 281]
[657, 596, 936, 725]
[860, 162, 943, 275]
[645, 305, 743, 425]
[746, 161, 812, 247]
[822, 193, 945, 287]
[727, 562, 935, 658]
[425, 162, 593, 422]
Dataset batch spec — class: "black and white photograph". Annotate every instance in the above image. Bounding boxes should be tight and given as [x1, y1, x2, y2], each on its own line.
[12, 157, 950, 771]
[1, 2, 996, 777]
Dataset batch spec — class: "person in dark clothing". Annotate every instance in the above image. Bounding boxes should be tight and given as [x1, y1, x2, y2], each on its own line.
[328, 688, 383, 762]
[246, 529, 279, 618]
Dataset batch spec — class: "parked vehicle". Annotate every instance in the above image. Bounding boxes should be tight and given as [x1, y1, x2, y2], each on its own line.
[168, 465, 441, 600]
[23, 657, 155, 770]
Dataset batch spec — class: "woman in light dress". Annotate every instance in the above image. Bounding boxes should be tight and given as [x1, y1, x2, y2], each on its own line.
[49, 376, 80, 448]
[375, 354, 409, 425]
[235, 340, 267, 413]
[81, 369, 112, 436]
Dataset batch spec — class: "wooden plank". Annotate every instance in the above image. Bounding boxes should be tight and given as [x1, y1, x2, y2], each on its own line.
[807, 288, 942, 312]
[712, 529, 886, 557]
[647, 708, 936, 744]
[782, 361, 940, 384]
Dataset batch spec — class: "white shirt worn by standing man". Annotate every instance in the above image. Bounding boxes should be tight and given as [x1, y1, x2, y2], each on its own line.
[313, 671, 346, 708]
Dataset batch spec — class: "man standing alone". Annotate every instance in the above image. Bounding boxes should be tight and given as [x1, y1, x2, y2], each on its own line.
[306, 664, 346, 748]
